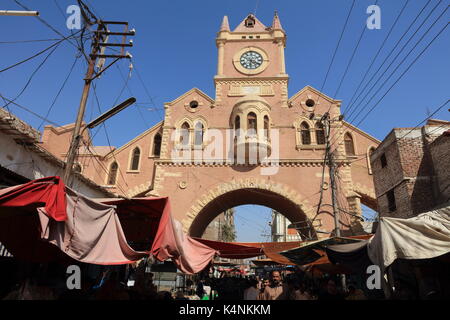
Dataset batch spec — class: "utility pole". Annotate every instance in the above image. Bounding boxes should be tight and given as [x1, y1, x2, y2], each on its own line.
[323, 112, 346, 291]
[322, 113, 341, 237]
[63, 22, 102, 186]
[63, 2, 135, 186]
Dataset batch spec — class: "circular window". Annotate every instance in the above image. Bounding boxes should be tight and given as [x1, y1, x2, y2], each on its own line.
[305, 99, 315, 108]
[189, 100, 199, 109]
[73, 164, 82, 173]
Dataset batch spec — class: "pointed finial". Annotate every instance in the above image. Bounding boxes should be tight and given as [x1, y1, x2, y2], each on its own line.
[272, 10, 283, 30]
[220, 15, 230, 32]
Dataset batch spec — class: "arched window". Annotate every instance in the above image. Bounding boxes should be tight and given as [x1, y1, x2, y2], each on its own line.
[180, 122, 190, 145]
[247, 112, 257, 135]
[264, 115, 269, 138]
[315, 122, 326, 145]
[107, 162, 118, 185]
[194, 122, 204, 146]
[235, 116, 240, 131]
[130, 147, 140, 170]
[368, 147, 376, 174]
[153, 133, 162, 157]
[300, 122, 311, 145]
[344, 133, 355, 156]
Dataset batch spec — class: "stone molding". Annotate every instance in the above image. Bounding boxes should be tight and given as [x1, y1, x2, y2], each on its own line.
[181, 178, 316, 233]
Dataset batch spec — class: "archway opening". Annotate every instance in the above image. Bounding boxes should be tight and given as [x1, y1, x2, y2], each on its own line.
[188, 188, 315, 241]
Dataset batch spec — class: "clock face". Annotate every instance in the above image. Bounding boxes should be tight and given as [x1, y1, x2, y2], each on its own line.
[240, 51, 263, 70]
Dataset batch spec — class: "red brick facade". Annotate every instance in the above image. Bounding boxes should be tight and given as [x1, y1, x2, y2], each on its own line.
[371, 120, 450, 218]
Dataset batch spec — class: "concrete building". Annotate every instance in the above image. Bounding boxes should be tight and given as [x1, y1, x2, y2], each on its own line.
[0, 108, 113, 198]
[271, 210, 302, 242]
[370, 119, 450, 218]
[202, 209, 236, 242]
[40, 13, 380, 239]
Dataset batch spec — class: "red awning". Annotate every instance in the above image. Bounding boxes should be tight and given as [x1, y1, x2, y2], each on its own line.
[193, 238, 306, 263]
[0, 177, 216, 273]
[194, 238, 264, 259]
[0, 176, 66, 221]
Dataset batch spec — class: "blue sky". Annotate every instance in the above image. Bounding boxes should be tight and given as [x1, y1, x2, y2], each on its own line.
[1, 0, 448, 241]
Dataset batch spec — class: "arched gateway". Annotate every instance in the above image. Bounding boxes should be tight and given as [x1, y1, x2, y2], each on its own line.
[186, 179, 317, 238]
[42, 13, 380, 239]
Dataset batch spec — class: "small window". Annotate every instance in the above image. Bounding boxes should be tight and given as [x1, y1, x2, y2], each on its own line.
[264, 115, 269, 138]
[387, 189, 396, 212]
[107, 162, 118, 185]
[249, 36, 253, 39]
[256, 35, 260, 39]
[130, 147, 140, 170]
[315, 123, 326, 145]
[344, 133, 355, 156]
[245, 15, 255, 28]
[305, 99, 315, 108]
[300, 122, 311, 145]
[235, 115, 241, 136]
[153, 133, 162, 157]
[242, 36, 246, 39]
[189, 100, 199, 109]
[247, 112, 257, 133]
[380, 153, 387, 168]
[194, 122, 204, 146]
[180, 122, 190, 145]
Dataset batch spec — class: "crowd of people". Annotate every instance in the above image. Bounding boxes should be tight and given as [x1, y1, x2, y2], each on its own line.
[1, 259, 371, 300]
[194, 269, 368, 300]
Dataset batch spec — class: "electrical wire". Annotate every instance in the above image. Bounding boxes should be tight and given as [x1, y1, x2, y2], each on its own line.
[328, 16, 448, 154]
[319, 0, 356, 97]
[354, 21, 449, 127]
[333, 0, 379, 99]
[346, 0, 444, 123]
[0, 38, 66, 44]
[37, 54, 81, 130]
[0, 93, 62, 126]
[344, 0, 434, 117]
[11, 0, 87, 60]
[395, 99, 449, 141]
[342, 0, 411, 115]
[2, 43, 61, 111]
[0, 31, 81, 73]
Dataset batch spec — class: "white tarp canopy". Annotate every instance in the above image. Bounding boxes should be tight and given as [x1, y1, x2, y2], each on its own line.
[367, 203, 450, 271]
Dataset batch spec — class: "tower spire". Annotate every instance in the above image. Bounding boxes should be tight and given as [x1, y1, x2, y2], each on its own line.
[220, 15, 230, 32]
[272, 10, 283, 30]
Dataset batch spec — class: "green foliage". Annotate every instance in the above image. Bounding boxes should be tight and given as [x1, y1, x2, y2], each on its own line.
[221, 223, 236, 242]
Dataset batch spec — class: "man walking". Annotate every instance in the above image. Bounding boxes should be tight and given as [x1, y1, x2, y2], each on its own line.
[261, 271, 289, 300]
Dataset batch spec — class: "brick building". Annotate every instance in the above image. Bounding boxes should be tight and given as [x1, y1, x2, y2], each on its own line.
[370, 119, 450, 218]
[202, 209, 236, 242]
[40, 13, 379, 239]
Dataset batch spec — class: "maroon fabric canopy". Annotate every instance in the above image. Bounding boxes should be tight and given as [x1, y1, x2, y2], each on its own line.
[194, 238, 264, 259]
[0, 176, 66, 221]
[0, 177, 217, 273]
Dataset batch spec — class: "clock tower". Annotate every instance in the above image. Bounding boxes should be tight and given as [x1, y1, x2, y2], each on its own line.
[214, 12, 289, 108]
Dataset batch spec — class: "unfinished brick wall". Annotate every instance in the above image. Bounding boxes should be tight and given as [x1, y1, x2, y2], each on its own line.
[371, 133, 405, 218]
[430, 133, 450, 204]
[372, 126, 449, 218]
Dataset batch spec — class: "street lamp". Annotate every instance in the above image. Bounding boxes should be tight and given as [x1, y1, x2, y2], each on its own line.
[63, 97, 136, 186]
[0, 10, 39, 16]
[86, 97, 136, 129]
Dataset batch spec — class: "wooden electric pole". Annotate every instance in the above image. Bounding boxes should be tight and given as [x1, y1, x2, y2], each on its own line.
[323, 113, 346, 291]
[63, 23, 103, 186]
[63, 3, 134, 186]
[322, 113, 341, 237]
